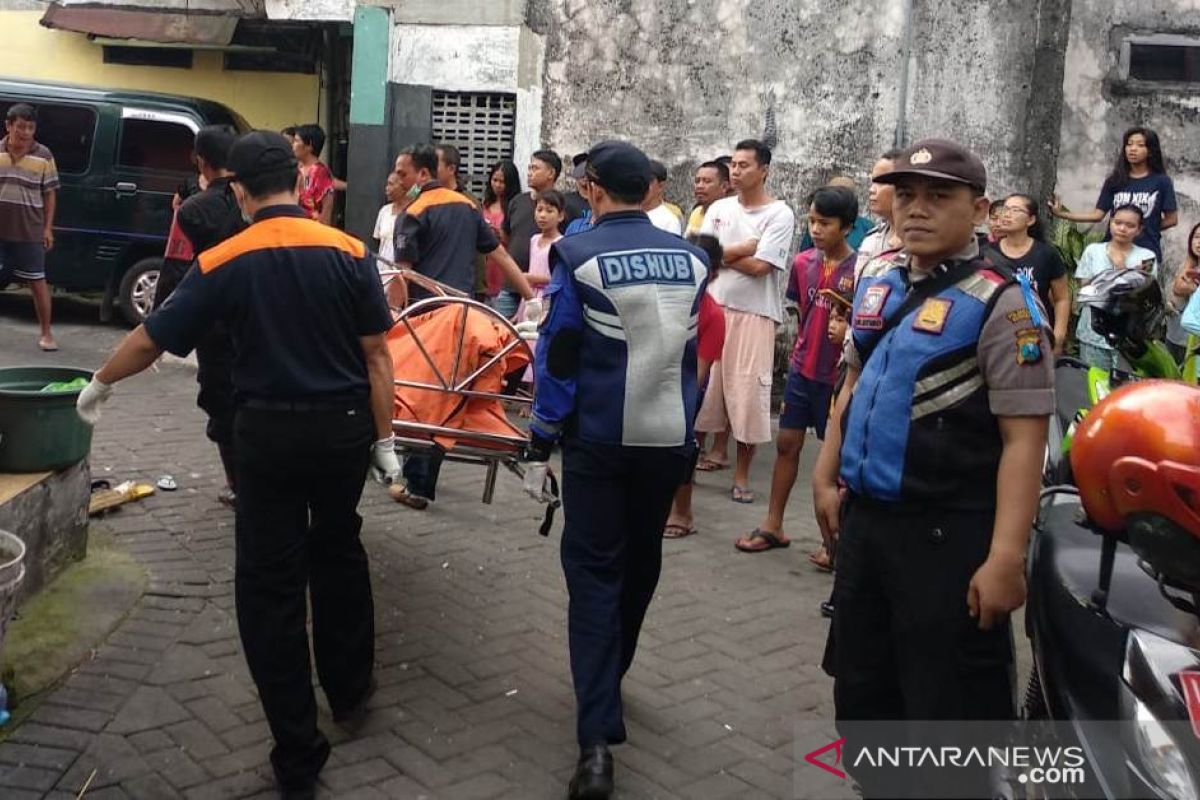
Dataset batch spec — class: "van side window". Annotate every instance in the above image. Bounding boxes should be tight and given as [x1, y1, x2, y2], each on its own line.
[118, 118, 193, 173]
[0, 100, 97, 174]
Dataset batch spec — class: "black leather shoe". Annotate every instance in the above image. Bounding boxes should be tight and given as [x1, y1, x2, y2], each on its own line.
[333, 676, 377, 728]
[820, 600, 835, 619]
[568, 744, 613, 800]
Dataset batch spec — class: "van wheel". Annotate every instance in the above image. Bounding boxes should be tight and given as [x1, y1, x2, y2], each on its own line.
[118, 257, 161, 326]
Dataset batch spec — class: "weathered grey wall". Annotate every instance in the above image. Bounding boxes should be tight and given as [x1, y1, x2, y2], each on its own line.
[1056, 0, 1200, 270]
[528, 0, 1071, 212]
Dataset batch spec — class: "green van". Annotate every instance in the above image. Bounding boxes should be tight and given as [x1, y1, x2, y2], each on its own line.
[0, 78, 249, 324]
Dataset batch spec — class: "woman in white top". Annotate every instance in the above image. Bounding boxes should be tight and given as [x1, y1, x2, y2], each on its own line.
[1074, 204, 1158, 371]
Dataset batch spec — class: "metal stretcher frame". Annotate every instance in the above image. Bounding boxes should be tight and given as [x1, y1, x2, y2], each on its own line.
[379, 266, 534, 504]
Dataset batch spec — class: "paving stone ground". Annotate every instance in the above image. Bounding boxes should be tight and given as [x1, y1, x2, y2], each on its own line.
[0, 295, 838, 799]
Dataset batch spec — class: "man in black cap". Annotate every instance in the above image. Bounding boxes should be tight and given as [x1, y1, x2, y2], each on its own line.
[522, 140, 709, 800]
[76, 130, 399, 799]
[172, 124, 244, 506]
[810, 138, 1052, 793]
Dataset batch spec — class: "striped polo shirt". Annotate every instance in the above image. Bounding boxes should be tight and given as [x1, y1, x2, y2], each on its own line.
[0, 138, 60, 242]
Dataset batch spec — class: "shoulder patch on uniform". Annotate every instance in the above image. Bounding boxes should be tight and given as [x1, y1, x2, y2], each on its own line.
[198, 216, 366, 273]
[1015, 327, 1043, 365]
[1006, 307, 1032, 324]
[860, 249, 905, 280]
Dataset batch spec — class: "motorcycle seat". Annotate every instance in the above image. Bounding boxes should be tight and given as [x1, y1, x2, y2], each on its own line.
[1037, 493, 1200, 646]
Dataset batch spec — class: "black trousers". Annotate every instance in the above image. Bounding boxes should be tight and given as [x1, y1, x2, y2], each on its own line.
[232, 405, 375, 787]
[560, 438, 690, 747]
[196, 325, 236, 484]
[830, 498, 1015, 796]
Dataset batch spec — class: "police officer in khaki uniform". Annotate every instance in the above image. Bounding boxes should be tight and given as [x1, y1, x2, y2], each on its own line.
[810, 139, 1053, 795]
[77, 131, 400, 800]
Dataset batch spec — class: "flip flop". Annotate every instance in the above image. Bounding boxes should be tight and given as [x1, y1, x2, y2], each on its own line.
[663, 523, 697, 539]
[38, 337, 59, 352]
[809, 547, 834, 572]
[695, 457, 728, 472]
[730, 485, 755, 504]
[735, 528, 791, 553]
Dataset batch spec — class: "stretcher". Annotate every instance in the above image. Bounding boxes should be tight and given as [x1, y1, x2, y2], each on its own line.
[378, 265, 559, 527]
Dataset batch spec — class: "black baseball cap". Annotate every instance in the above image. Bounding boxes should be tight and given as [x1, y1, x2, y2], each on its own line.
[570, 152, 588, 180]
[228, 131, 298, 181]
[584, 140, 651, 198]
[874, 138, 987, 192]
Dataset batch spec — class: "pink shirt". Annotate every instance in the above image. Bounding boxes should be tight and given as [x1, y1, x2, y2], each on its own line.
[521, 231, 561, 381]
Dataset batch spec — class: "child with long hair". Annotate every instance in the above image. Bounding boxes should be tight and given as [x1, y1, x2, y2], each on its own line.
[482, 159, 522, 300]
[1049, 126, 1179, 259]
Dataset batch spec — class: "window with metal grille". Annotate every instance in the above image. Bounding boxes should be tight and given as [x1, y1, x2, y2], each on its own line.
[1120, 34, 1200, 86]
[431, 91, 517, 198]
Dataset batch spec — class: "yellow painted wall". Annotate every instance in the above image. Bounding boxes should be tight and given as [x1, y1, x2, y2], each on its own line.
[0, 11, 320, 133]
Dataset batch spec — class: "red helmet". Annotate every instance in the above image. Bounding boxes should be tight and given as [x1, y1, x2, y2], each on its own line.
[1071, 381, 1200, 586]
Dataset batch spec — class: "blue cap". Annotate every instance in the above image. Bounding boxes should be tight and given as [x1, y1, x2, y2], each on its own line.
[585, 140, 651, 199]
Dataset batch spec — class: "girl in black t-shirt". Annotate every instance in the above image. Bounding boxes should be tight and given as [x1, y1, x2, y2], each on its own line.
[1048, 126, 1179, 258]
[985, 193, 1070, 355]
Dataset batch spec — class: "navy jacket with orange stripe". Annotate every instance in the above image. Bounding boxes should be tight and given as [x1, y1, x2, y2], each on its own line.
[394, 181, 498, 294]
[144, 205, 393, 401]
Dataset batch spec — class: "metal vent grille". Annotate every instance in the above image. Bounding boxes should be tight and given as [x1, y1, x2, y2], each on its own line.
[431, 91, 518, 198]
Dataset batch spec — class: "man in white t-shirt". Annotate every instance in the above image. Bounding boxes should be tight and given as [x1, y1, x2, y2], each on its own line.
[644, 160, 683, 236]
[695, 139, 795, 504]
[373, 170, 406, 306]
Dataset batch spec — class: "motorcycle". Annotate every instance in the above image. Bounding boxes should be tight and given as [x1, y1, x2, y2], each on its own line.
[1021, 484, 1200, 799]
[1044, 268, 1196, 486]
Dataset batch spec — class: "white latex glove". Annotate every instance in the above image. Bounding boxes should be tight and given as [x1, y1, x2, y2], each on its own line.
[523, 460, 551, 503]
[514, 320, 539, 341]
[370, 436, 402, 484]
[76, 378, 113, 426]
[523, 298, 544, 324]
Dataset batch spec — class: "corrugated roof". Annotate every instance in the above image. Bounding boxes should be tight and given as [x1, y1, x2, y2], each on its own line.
[40, 4, 240, 46]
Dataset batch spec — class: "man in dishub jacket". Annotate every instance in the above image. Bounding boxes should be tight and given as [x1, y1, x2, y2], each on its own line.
[521, 140, 709, 800]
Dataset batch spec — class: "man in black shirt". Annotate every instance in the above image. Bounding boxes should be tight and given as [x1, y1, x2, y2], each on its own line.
[391, 144, 536, 508]
[173, 125, 245, 504]
[78, 131, 400, 800]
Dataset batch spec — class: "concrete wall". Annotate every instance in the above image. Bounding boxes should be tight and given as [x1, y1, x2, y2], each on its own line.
[0, 10, 321, 133]
[0, 463, 90, 603]
[528, 0, 1071, 214]
[1056, 0, 1200, 273]
[389, 23, 544, 183]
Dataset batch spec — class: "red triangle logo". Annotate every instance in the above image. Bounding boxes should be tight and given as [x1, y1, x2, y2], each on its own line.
[804, 737, 847, 780]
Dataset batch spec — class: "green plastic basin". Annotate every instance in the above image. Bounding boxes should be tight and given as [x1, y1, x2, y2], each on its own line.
[0, 366, 94, 472]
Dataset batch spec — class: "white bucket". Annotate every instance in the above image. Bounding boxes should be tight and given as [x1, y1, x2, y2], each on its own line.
[0, 530, 26, 661]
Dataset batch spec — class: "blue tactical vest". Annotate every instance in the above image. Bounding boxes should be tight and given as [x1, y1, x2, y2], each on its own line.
[840, 257, 1013, 508]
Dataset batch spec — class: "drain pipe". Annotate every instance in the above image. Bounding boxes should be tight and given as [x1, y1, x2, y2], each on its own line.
[894, 0, 916, 148]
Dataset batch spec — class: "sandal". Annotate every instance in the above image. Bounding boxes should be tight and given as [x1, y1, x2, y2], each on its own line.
[695, 457, 728, 472]
[730, 485, 755, 504]
[38, 336, 59, 352]
[388, 484, 429, 510]
[663, 523, 697, 539]
[809, 546, 834, 572]
[735, 528, 791, 553]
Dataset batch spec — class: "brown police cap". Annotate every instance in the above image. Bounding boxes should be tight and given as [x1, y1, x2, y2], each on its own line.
[874, 138, 987, 192]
